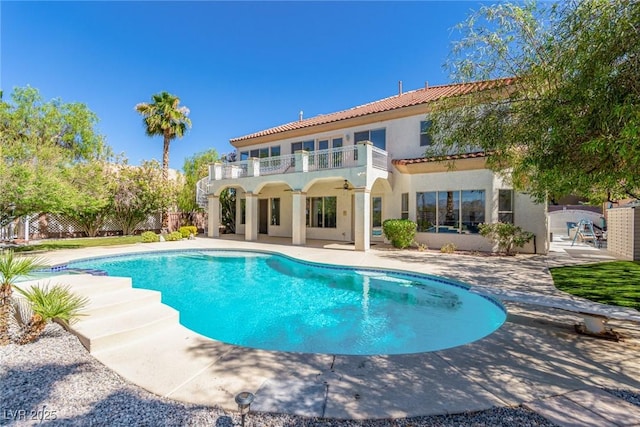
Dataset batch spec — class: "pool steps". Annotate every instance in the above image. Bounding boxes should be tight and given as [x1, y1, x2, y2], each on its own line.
[17, 274, 179, 354]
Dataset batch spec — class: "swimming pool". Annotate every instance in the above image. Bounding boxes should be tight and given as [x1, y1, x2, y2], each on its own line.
[68, 250, 506, 355]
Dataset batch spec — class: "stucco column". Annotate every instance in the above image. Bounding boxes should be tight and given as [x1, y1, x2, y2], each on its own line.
[245, 193, 259, 241]
[357, 140, 372, 167]
[294, 151, 309, 172]
[291, 191, 307, 245]
[207, 195, 220, 237]
[354, 188, 371, 251]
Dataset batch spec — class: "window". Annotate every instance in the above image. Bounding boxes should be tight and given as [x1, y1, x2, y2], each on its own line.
[292, 140, 315, 165]
[461, 190, 485, 233]
[401, 193, 409, 220]
[498, 189, 514, 223]
[420, 120, 433, 146]
[416, 190, 485, 233]
[372, 197, 382, 227]
[271, 198, 280, 226]
[438, 191, 459, 229]
[306, 197, 337, 228]
[354, 128, 386, 150]
[241, 146, 280, 162]
[240, 199, 246, 225]
[291, 140, 314, 153]
[416, 192, 437, 232]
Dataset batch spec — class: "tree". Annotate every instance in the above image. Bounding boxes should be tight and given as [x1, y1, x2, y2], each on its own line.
[177, 148, 219, 213]
[0, 251, 46, 345]
[58, 161, 115, 237]
[135, 92, 192, 229]
[0, 87, 110, 225]
[429, 0, 640, 203]
[111, 160, 174, 235]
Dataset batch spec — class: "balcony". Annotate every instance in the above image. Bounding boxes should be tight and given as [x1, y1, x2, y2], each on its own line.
[209, 142, 388, 181]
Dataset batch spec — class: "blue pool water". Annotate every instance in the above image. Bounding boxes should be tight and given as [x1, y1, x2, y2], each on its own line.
[68, 250, 506, 355]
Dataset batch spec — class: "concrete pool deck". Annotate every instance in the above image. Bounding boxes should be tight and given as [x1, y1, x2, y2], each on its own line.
[22, 236, 640, 422]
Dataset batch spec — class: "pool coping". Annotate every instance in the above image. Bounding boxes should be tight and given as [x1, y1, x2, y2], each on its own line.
[25, 238, 640, 420]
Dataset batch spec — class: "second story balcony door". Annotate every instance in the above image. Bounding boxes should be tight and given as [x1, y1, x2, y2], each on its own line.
[316, 137, 344, 168]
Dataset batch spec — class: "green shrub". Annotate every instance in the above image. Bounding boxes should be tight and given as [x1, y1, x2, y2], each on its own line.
[382, 219, 417, 249]
[479, 222, 534, 255]
[179, 225, 198, 238]
[166, 231, 183, 241]
[140, 231, 159, 243]
[440, 243, 457, 254]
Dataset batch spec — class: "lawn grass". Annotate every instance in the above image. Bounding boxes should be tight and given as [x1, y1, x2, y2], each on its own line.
[550, 261, 640, 310]
[12, 236, 142, 252]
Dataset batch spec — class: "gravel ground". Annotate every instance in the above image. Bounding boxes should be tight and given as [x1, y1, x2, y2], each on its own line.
[0, 323, 597, 427]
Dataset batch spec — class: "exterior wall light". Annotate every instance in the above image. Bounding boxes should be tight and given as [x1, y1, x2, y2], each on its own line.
[235, 391, 255, 427]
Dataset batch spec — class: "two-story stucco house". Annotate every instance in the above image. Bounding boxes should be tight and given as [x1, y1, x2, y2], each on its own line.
[200, 79, 548, 254]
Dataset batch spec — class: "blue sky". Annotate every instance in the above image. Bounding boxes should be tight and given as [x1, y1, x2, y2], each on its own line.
[2, 1, 488, 171]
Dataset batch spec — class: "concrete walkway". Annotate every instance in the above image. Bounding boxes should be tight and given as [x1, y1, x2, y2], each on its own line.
[22, 236, 640, 423]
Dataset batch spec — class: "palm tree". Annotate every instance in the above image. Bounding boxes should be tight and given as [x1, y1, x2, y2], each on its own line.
[0, 250, 47, 345]
[135, 92, 192, 230]
[14, 283, 87, 345]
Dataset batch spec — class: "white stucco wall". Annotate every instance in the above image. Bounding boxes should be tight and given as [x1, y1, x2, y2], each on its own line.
[235, 113, 433, 161]
[383, 167, 546, 254]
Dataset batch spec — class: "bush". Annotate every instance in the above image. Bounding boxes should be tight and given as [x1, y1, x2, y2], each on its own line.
[140, 231, 159, 243]
[479, 222, 534, 255]
[382, 219, 417, 249]
[179, 225, 198, 238]
[165, 231, 183, 241]
[440, 243, 457, 254]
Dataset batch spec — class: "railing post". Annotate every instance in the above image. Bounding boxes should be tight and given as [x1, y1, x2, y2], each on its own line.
[248, 158, 261, 177]
[230, 165, 240, 179]
[212, 163, 222, 181]
[357, 140, 372, 167]
[295, 150, 309, 172]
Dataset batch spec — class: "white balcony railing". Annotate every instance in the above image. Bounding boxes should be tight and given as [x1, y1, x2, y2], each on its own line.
[260, 153, 295, 176]
[210, 141, 387, 181]
[307, 145, 358, 171]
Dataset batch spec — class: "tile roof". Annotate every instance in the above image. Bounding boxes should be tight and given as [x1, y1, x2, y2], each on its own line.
[392, 151, 490, 166]
[230, 78, 515, 143]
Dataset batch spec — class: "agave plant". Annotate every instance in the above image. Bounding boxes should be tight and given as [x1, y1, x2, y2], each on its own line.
[0, 250, 47, 345]
[14, 284, 88, 345]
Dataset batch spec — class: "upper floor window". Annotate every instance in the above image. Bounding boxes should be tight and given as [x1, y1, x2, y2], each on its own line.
[354, 128, 386, 150]
[291, 140, 314, 154]
[420, 120, 433, 146]
[239, 145, 280, 161]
